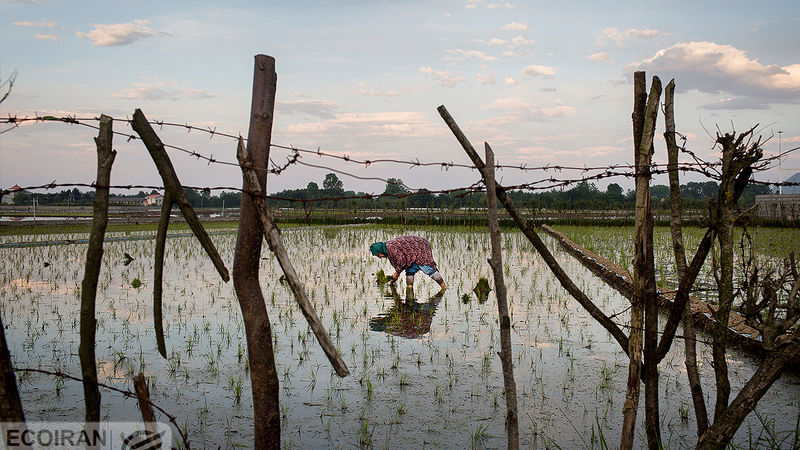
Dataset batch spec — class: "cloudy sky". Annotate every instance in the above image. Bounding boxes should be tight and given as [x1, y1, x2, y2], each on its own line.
[1, 0, 798, 196]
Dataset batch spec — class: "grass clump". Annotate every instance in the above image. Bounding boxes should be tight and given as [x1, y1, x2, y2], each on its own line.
[473, 277, 491, 303]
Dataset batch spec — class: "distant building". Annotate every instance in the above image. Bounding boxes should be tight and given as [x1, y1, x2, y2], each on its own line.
[755, 194, 800, 221]
[1, 185, 22, 205]
[144, 194, 164, 206]
[110, 196, 143, 206]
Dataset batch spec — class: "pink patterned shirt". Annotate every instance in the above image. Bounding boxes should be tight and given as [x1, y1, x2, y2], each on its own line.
[385, 236, 438, 272]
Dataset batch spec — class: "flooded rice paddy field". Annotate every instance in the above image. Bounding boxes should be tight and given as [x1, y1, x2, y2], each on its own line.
[1, 225, 798, 448]
[553, 225, 800, 304]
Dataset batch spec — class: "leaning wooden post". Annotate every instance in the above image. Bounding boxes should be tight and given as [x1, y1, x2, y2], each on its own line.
[664, 79, 709, 435]
[237, 138, 349, 376]
[130, 110, 230, 359]
[484, 143, 519, 449]
[153, 192, 174, 358]
[621, 73, 661, 450]
[437, 105, 630, 352]
[232, 54, 281, 449]
[79, 114, 115, 425]
[0, 312, 26, 436]
[133, 373, 158, 436]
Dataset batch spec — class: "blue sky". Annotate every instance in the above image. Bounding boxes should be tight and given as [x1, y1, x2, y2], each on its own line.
[1, 0, 798, 196]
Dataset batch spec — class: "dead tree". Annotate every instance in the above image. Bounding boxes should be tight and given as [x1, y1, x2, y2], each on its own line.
[78, 114, 115, 425]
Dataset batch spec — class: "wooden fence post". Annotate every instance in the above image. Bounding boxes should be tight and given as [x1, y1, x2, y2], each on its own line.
[0, 312, 26, 437]
[233, 54, 281, 449]
[133, 373, 157, 436]
[79, 114, 115, 425]
[484, 143, 519, 449]
[664, 79, 709, 435]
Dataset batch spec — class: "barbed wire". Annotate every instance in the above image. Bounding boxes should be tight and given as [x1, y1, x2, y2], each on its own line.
[4, 114, 796, 177]
[1, 114, 799, 202]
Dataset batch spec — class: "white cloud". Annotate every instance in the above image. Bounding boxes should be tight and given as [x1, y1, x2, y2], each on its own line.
[444, 49, 498, 62]
[481, 97, 575, 121]
[34, 34, 59, 41]
[355, 82, 400, 97]
[511, 36, 534, 46]
[277, 99, 339, 118]
[13, 20, 55, 28]
[467, 0, 515, 9]
[476, 72, 496, 84]
[283, 111, 441, 138]
[597, 27, 665, 46]
[522, 64, 556, 77]
[77, 19, 170, 47]
[504, 76, 518, 85]
[596, 27, 623, 46]
[419, 66, 464, 87]
[110, 82, 215, 101]
[627, 41, 800, 104]
[487, 38, 508, 46]
[501, 21, 529, 31]
[626, 28, 664, 39]
[588, 52, 613, 64]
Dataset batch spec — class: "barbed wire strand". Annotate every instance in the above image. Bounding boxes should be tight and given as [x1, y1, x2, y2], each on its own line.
[3, 114, 797, 179]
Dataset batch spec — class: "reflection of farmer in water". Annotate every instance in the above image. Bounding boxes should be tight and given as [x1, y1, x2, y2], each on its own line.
[369, 285, 443, 339]
[369, 236, 447, 291]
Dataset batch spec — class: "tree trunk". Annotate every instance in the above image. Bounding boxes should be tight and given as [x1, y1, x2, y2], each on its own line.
[712, 136, 737, 422]
[697, 338, 800, 449]
[484, 143, 519, 449]
[79, 114, 115, 425]
[233, 54, 281, 449]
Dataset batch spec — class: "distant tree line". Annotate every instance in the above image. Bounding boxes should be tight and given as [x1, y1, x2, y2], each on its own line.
[9, 173, 771, 210]
[269, 174, 772, 211]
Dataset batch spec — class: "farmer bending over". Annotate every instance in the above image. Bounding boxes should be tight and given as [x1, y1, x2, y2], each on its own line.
[370, 236, 447, 290]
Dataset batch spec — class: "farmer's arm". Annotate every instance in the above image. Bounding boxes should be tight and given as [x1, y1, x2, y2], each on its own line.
[390, 269, 401, 284]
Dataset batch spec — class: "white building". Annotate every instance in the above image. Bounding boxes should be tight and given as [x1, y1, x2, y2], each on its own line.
[1, 185, 22, 205]
[144, 194, 164, 206]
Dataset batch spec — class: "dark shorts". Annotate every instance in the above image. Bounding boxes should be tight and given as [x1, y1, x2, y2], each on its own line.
[405, 263, 436, 276]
